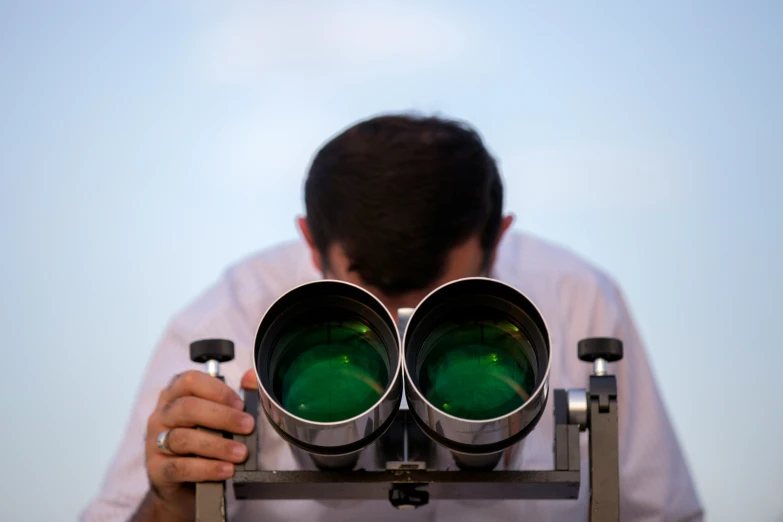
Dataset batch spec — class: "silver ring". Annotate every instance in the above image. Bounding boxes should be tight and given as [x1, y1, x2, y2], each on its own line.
[156, 429, 174, 455]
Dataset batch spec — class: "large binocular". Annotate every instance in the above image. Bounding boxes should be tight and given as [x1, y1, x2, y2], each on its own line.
[253, 277, 551, 471]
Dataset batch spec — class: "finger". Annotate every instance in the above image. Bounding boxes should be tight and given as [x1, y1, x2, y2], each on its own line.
[149, 456, 235, 486]
[164, 427, 248, 463]
[161, 396, 255, 434]
[160, 370, 244, 410]
[240, 369, 257, 390]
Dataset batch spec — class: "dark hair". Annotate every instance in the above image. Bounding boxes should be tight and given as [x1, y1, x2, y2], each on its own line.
[304, 113, 504, 295]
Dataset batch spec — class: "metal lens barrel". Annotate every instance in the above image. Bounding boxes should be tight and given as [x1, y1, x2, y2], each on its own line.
[254, 280, 402, 469]
[403, 278, 551, 470]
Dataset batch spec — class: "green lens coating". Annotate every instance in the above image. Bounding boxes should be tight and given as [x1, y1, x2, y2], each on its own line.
[272, 318, 389, 423]
[417, 316, 535, 420]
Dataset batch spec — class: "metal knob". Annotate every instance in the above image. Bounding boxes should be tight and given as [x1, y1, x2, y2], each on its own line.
[578, 337, 623, 377]
[190, 339, 235, 377]
[567, 388, 588, 430]
[577, 338, 623, 363]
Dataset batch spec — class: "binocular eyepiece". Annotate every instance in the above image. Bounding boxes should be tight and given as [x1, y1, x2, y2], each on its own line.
[254, 277, 550, 471]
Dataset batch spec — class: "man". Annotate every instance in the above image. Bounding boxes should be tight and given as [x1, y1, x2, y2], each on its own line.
[81, 114, 704, 521]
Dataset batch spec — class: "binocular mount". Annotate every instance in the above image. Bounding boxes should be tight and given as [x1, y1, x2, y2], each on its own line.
[190, 278, 622, 521]
[190, 335, 622, 522]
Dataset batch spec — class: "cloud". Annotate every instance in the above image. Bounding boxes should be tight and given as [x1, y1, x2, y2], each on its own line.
[500, 143, 691, 212]
[201, 1, 475, 83]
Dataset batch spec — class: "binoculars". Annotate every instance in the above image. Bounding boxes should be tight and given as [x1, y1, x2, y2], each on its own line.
[254, 277, 550, 471]
[190, 277, 624, 522]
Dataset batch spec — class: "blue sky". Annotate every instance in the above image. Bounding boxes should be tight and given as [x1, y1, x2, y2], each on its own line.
[1, 1, 781, 520]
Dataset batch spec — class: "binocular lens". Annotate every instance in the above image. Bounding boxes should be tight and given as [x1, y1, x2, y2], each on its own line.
[271, 318, 390, 423]
[417, 315, 536, 420]
[403, 278, 550, 467]
[255, 280, 401, 468]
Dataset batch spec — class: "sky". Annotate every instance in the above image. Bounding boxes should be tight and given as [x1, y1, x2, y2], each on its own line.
[0, 1, 782, 521]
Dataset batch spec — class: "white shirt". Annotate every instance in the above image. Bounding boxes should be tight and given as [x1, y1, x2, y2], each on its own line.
[80, 231, 704, 521]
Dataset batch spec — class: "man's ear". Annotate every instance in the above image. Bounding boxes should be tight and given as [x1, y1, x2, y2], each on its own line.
[487, 214, 515, 269]
[297, 216, 324, 273]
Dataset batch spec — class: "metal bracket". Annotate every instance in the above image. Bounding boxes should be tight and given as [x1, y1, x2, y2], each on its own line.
[587, 375, 619, 522]
[554, 389, 581, 472]
[223, 389, 583, 507]
[234, 389, 259, 472]
[195, 374, 228, 522]
[194, 361, 620, 521]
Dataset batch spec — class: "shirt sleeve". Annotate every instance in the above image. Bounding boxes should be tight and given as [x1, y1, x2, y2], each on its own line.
[78, 322, 200, 522]
[604, 282, 705, 521]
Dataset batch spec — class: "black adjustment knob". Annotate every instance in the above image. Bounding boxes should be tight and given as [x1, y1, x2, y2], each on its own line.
[389, 486, 429, 510]
[577, 337, 623, 363]
[190, 339, 235, 363]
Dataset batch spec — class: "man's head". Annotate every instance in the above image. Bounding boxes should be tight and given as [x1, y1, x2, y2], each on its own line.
[298, 113, 513, 312]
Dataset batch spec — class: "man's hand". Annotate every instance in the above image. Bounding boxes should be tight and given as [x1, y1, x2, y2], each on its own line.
[140, 369, 258, 522]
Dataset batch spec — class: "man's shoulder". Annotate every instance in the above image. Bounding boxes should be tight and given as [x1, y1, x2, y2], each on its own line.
[170, 239, 317, 334]
[498, 232, 631, 370]
[227, 239, 318, 293]
[497, 230, 620, 302]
